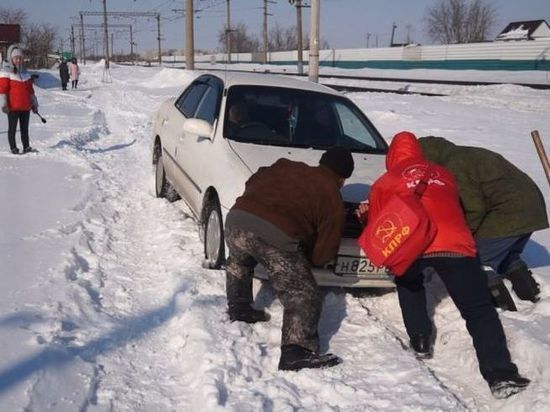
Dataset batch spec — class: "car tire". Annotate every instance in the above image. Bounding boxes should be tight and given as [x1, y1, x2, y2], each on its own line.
[155, 149, 180, 202]
[204, 197, 225, 269]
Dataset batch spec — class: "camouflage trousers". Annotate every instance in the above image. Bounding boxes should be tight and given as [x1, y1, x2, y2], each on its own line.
[225, 226, 322, 353]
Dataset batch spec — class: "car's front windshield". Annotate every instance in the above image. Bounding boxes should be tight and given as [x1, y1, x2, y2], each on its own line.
[223, 85, 387, 153]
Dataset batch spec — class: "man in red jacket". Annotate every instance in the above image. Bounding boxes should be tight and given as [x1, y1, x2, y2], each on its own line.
[366, 131, 529, 399]
[0, 45, 38, 154]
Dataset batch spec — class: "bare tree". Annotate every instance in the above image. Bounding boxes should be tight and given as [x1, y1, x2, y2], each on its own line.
[0, 7, 27, 25]
[218, 22, 328, 54]
[218, 22, 260, 53]
[1, 7, 58, 68]
[465, 0, 495, 42]
[268, 23, 313, 51]
[23, 24, 57, 68]
[425, 0, 496, 44]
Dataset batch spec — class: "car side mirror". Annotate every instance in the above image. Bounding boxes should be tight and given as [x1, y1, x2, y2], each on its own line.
[183, 118, 213, 140]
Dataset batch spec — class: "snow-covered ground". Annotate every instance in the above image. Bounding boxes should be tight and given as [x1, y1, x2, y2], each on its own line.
[0, 63, 549, 411]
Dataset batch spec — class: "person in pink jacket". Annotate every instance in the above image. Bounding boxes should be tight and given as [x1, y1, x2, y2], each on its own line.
[0, 45, 38, 154]
[69, 57, 80, 89]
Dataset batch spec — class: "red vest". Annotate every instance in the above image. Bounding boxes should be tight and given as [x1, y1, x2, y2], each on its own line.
[368, 132, 476, 257]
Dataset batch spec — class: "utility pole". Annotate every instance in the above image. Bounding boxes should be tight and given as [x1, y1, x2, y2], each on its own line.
[366, 32, 371, 48]
[406, 24, 413, 44]
[289, 0, 305, 75]
[80, 13, 86, 63]
[308, 0, 320, 82]
[263, 0, 268, 64]
[71, 25, 76, 57]
[226, 0, 231, 63]
[111, 32, 114, 60]
[156, 13, 162, 65]
[390, 22, 397, 47]
[185, 0, 194, 70]
[102, 0, 110, 69]
[262, 0, 275, 64]
[130, 25, 134, 64]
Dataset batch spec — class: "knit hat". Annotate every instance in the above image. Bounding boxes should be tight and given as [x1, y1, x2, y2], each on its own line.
[11, 47, 23, 59]
[319, 146, 354, 178]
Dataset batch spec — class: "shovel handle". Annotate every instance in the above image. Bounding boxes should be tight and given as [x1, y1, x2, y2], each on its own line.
[531, 130, 550, 189]
[35, 111, 47, 124]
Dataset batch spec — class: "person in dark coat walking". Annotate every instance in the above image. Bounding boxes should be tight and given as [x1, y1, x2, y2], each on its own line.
[419, 136, 548, 308]
[59, 58, 70, 90]
[225, 147, 354, 371]
[365, 132, 529, 399]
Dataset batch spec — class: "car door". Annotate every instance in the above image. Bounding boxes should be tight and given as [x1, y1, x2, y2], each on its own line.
[163, 79, 209, 208]
[175, 76, 224, 214]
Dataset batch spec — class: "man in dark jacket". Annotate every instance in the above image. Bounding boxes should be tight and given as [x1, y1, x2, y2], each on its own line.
[224, 147, 354, 371]
[419, 136, 548, 308]
[59, 58, 70, 90]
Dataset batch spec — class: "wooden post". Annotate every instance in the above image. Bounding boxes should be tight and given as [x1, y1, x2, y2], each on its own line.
[531, 130, 550, 188]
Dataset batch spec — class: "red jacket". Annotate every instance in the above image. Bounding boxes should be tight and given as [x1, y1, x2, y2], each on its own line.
[368, 131, 476, 257]
[0, 70, 36, 111]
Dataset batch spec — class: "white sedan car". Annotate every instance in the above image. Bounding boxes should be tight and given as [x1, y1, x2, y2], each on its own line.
[152, 71, 394, 288]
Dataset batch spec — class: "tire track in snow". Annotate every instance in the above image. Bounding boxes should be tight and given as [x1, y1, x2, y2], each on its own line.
[356, 283, 507, 411]
[356, 296, 470, 410]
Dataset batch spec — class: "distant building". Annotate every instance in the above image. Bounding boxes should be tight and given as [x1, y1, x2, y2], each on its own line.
[496, 20, 550, 41]
[0, 24, 21, 64]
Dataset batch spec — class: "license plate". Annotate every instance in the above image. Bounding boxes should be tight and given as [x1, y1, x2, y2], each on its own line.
[334, 255, 389, 277]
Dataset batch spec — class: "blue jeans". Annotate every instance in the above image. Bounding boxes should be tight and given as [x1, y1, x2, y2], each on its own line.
[395, 256, 518, 382]
[476, 234, 531, 276]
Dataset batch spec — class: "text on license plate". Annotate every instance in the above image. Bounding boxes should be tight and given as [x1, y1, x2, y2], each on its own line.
[334, 256, 389, 276]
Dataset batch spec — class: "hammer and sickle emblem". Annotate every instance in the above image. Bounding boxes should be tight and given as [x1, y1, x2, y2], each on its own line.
[375, 219, 397, 243]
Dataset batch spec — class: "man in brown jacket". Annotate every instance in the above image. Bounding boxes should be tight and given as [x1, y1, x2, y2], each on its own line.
[224, 147, 354, 371]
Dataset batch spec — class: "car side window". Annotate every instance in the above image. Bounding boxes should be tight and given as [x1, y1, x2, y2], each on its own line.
[175, 83, 208, 118]
[194, 86, 219, 125]
[334, 101, 379, 148]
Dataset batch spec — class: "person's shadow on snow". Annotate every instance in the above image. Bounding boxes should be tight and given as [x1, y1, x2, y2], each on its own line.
[318, 288, 347, 353]
[253, 281, 347, 353]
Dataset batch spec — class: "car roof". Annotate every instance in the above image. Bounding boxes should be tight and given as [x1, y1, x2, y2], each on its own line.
[200, 71, 340, 96]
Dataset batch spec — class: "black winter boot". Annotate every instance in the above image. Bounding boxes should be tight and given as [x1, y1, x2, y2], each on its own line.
[228, 303, 269, 324]
[278, 345, 342, 371]
[409, 334, 433, 359]
[506, 265, 540, 302]
[489, 373, 530, 399]
[488, 277, 517, 311]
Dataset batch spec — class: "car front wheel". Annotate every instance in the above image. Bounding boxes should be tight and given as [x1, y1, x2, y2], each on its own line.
[204, 198, 225, 269]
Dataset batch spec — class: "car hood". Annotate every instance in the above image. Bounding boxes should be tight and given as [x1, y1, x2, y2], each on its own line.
[228, 140, 386, 203]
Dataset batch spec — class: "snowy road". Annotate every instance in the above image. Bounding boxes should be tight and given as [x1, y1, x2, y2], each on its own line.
[1, 63, 549, 411]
